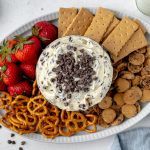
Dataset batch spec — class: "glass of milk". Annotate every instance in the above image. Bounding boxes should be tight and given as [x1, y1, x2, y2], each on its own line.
[135, 0, 150, 16]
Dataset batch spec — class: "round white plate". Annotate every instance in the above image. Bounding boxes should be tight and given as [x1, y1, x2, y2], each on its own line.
[1, 8, 150, 143]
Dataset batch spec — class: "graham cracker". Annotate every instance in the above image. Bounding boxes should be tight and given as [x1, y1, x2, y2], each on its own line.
[102, 17, 139, 56]
[112, 29, 148, 63]
[102, 17, 120, 41]
[58, 8, 78, 37]
[84, 7, 114, 42]
[63, 8, 93, 36]
[134, 19, 147, 34]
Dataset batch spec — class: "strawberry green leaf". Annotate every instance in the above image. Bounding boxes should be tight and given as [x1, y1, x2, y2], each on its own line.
[6, 55, 12, 62]
[2, 53, 6, 61]
[14, 35, 27, 42]
[11, 48, 16, 54]
[23, 41, 33, 45]
[1, 65, 7, 72]
[32, 26, 41, 36]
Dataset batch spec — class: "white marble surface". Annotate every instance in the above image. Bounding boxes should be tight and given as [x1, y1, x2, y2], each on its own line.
[0, 0, 150, 150]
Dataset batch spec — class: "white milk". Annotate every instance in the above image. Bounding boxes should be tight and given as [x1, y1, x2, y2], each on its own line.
[136, 0, 150, 15]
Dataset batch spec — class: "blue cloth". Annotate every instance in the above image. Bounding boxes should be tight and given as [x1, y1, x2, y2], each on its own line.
[111, 128, 150, 150]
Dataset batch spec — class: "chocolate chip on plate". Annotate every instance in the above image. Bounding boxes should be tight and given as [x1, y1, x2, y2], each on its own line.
[21, 141, 26, 145]
[8, 140, 12, 144]
[12, 141, 16, 144]
[19, 147, 23, 150]
[11, 133, 15, 137]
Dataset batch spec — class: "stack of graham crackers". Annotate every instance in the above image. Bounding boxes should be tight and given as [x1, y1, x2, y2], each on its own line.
[58, 7, 148, 63]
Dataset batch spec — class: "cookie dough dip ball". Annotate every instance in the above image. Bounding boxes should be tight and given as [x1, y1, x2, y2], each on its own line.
[36, 36, 113, 111]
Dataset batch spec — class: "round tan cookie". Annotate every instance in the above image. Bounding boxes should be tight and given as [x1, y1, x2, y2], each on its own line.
[128, 63, 143, 73]
[132, 75, 142, 86]
[123, 86, 142, 105]
[120, 71, 135, 80]
[141, 66, 150, 76]
[140, 75, 150, 90]
[144, 58, 150, 66]
[98, 96, 112, 109]
[121, 104, 137, 118]
[113, 93, 124, 107]
[111, 114, 124, 126]
[102, 108, 116, 124]
[128, 52, 145, 65]
[115, 78, 131, 92]
[140, 89, 150, 102]
[98, 116, 110, 128]
[116, 62, 127, 72]
[111, 104, 121, 114]
[136, 47, 146, 54]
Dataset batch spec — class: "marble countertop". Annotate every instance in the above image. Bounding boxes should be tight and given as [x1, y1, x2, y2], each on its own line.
[0, 0, 150, 150]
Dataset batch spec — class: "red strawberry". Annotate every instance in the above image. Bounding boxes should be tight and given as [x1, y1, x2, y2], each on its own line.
[8, 80, 32, 96]
[32, 21, 58, 45]
[0, 39, 18, 66]
[20, 63, 35, 80]
[15, 36, 42, 63]
[2, 63, 22, 85]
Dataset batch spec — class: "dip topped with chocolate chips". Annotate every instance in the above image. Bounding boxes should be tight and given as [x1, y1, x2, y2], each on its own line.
[36, 36, 113, 111]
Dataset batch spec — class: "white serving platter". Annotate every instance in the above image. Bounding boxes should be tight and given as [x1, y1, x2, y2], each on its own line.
[0, 7, 150, 143]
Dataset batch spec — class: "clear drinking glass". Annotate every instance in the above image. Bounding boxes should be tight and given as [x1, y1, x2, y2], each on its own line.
[135, 0, 150, 16]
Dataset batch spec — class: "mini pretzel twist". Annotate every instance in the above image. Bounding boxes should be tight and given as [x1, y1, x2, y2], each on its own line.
[11, 95, 29, 112]
[38, 116, 59, 138]
[27, 95, 48, 116]
[85, 114, 97, 133]
[0, 92, 12, 110]
[66, 112, 87, 132]
[32, 80, 41, 97]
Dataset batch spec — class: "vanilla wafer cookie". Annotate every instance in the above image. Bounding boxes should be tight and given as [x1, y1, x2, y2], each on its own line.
[112, 29, 148, 63]
[58, 8, 78, 37]
[84, 7, 114, 42]
[102, 17, 120, 40]
[63, 8, 93, 36]
[102, 17, 139, 56]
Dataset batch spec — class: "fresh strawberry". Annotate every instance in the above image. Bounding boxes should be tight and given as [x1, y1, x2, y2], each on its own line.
[20, 63, 35, 80]
[2, 63, 22, 85]
[15, 36, 42, 63]
[0, 39, 18, 66]
[32, 21, 58, 45]
[8, 80, 32, 96]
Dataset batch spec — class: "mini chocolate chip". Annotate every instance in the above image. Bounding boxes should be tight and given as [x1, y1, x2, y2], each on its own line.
[93, 77, 98, 80]
[51, 78, 55, 82]
[67, 45, 72, 50]
[19, 147, 23, 150]
[8, 140, 12, 144]
[64, 102, 69, 106]
[73, 47, 77, 51]
[79, 104, 86, 109]
[0, 125, 2, 128]
[80, 49, 85, 53]
[52, 68, 56, 72]
[62, 98, 66, 101]
[69, 37, 73, 42]
[11, 133, 15, 137]
[12, 141, 16, 144]
[67, 94, 72, 99]
[21, 141, 26, 145]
